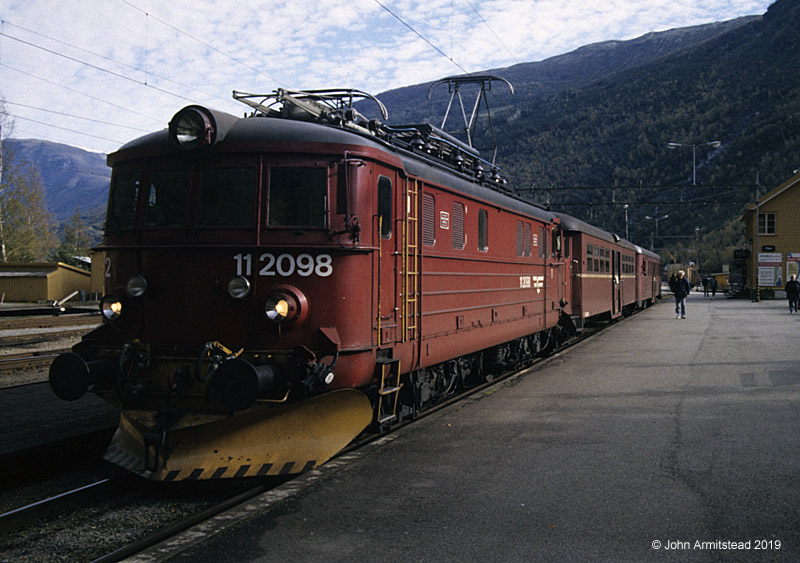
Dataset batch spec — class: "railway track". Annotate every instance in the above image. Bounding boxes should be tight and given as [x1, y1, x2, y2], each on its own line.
[0, 313, 100, 332]
[0, 349, 69, 374]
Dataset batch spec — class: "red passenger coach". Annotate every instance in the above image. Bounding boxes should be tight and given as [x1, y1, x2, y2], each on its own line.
[48, 83, 658, 481]
[556, 213, 661, 328]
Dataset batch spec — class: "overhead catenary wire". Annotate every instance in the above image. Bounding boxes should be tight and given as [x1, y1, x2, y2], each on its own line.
[372, 0, 471, 76]
[117, 0, 286, 88]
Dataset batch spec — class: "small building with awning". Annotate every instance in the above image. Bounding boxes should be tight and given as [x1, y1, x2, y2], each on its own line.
[0, 262, 92, 303]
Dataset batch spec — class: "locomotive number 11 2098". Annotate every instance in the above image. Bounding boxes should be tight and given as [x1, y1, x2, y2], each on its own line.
[233, 253, 333, 278]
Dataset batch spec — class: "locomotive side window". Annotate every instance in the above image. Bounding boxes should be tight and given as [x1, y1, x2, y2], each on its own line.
[478, 209, 488, 251]
[423, 193, 435, 246]
[199, 168, 256, 227]
[107, 172, 140, 232]
[378, 176, 392, 239]
[524, 223, 531, 257]
[537, 226, 544, 258]
[452, 202, 465, 250]
[516, 222, 524, 257]
[144, 169, 190, 228]
[268, 167, 327, 228]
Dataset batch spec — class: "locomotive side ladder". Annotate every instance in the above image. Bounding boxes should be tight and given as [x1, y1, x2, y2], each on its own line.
[402, 178, 420, 342]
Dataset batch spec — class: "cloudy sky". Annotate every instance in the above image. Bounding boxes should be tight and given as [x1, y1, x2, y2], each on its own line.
[1, 0, 774, 154]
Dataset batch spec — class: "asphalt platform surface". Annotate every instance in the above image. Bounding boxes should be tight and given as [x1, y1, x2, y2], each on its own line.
[136, 294, 800, 562]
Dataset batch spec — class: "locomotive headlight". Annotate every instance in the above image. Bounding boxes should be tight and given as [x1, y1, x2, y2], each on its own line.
[227, 276, 251, 300]
[126, 275, 148, 297]
[169, 106, 214, 150]
[263, 285, 309, 325]
[265, 293, 293, 323]
[100, 294, 124, 320]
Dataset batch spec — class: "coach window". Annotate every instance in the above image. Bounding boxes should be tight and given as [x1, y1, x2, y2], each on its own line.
[268, 167, 327, 228]
[552, 229, 561, 257]
[144, 169, 190, 228]
[586, 244, 593, 272]
[107, 172, 140, 232]
[452, 201, 465, 249]
[423, 193, 436, 246]
[478, 209, 488, 251]
[199, 167, 256, 227]
[378, 176, 392, 239]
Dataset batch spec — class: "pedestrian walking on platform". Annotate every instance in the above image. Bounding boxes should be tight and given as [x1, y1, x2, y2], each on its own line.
[674, 270, 691, 319]
[702, 276, 710, 297]
[710, 277, 718, 297]
[785, 274, 800, 313]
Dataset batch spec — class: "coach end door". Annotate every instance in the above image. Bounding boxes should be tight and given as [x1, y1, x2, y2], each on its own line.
[612, 250, 622, 316]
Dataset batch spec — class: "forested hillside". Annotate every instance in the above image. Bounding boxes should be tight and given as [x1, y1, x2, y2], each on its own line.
[378, 0, 798, 271]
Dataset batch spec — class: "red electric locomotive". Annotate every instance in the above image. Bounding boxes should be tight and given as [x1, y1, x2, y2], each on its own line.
[49, 81, 659, 481]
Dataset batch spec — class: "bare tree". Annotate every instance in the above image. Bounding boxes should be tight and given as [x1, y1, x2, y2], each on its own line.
[0, 97, 58, 261]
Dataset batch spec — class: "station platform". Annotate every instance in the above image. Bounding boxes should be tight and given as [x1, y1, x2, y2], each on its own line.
[139, 294, 800, 562]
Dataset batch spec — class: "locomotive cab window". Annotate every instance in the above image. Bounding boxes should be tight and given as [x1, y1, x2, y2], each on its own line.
[268, 167, 327, 228]
[107, 172, 140, 232]
[378, 176, 392, 239]
[199, 167, 256, 227]
[144, 168, 190, 228]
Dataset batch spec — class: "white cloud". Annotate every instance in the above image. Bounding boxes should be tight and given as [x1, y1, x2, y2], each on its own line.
[0, 0, 774, 152]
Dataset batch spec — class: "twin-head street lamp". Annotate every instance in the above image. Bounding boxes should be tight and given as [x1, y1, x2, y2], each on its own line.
[667, 140, 721, 185]
[644, 214, 669, 251]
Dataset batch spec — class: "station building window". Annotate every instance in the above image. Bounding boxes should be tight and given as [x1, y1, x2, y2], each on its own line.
[758, 212, 776, 235]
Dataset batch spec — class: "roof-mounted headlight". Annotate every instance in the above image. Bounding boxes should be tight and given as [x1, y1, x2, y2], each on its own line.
[169, 106, 215, 151]
[126, 275, 148, 298]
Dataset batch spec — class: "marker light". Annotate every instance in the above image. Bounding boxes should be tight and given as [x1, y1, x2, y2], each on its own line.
[127, 275, 148, 297]
[227, 276, 251, 300]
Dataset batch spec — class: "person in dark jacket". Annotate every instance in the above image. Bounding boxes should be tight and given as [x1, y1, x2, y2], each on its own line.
[785, 274, 800, 313]
[674, 270, 691, 319]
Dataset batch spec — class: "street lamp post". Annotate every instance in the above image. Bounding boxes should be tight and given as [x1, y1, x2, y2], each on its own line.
[695, 226, 701, 283]
[667, 140, 721, 185]
[623, 204, 629, 240]
[645, 214, 669, 251]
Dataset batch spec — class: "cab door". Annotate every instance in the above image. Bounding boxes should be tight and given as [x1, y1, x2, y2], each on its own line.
[376, 172, 398, 346]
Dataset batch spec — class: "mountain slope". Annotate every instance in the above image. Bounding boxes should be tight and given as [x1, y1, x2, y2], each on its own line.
[2, 138, 110, 223]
